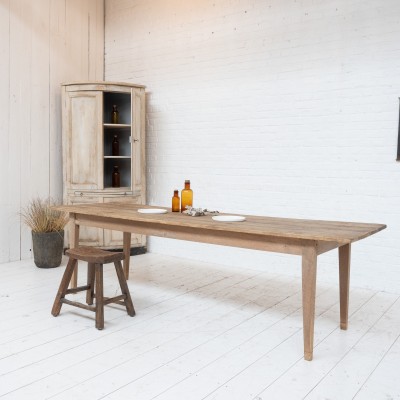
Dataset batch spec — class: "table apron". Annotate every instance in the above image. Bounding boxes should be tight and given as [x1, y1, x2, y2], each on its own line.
[74, 214, 340, 256]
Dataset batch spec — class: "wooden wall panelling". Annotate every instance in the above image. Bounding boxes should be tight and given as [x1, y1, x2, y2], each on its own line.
[23, 0, 52, 258]
[49, 0, 68, 200]
[31, 0, 51, 198]
[65, 0, 87, 79]
[89, 0, 106, 81]
[0, 0, 105, 263]
[0, 4, 10, 262]
[9, 0, 31, 260]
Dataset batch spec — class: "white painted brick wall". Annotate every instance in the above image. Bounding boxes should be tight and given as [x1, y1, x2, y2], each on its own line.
[105, 0, 400, 292]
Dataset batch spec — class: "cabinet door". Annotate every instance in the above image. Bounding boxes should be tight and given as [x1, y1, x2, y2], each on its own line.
[66, 196, 103, 247]
[64, 91, 103, 190]
[103, 196, 145, 248]
[131, 88, 146, 197]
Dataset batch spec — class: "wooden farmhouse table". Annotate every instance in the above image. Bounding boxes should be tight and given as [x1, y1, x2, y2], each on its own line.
[56, 203, 386, 361]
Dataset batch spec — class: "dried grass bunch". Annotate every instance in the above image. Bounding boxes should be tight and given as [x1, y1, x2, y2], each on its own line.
[20, 198, 68, 233]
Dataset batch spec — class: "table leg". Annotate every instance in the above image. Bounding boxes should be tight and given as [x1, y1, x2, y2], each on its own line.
[123, 232, 131, 280]
[69, 213, 80, 289]
[339, 243, 351, 330]
[302, 244, 318, 361]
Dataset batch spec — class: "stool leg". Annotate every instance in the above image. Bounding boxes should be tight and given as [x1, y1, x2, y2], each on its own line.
[86, 263, 95, 305]
[95, 263, 104, 330]
[51, 258, 77, 316]
[114, 260, 135, 317]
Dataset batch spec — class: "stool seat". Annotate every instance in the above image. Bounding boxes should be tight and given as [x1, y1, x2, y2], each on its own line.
[51, 246, 135, 330]
[66, 246, 125, 264]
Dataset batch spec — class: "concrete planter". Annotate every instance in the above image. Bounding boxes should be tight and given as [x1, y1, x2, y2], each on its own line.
[32, 230, 64, 268]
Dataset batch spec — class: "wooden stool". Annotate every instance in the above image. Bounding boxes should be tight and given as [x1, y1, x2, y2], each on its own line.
[51, 246, 135, 329]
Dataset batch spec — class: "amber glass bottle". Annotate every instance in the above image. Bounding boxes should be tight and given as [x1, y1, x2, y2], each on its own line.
[181, 180, 193, 212]
[111, 105, 119, 124]
[112, 165, 120, 187]
[112, 134, 119, 156]
[172, 190, 180, 212]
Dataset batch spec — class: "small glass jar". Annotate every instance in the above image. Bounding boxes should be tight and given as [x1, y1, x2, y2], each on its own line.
[172, 190, 180, 212]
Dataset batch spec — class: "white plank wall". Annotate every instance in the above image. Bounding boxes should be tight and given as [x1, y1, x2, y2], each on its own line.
[0, 0, 104, 263]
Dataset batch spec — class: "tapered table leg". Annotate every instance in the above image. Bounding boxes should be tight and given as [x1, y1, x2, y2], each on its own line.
[95, 263, 104, 330]
[302, 244, 318, 361]
[69, 213, 80, 289]
[123, 232, 131, 280]
[339, 244, 351, 330]
[114, 260, 135, 316]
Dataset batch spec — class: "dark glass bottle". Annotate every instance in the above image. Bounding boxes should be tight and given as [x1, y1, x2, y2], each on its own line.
[172, 190, 180, 212]
[111, 105, 119, 124]
[112, 134, 119, 156]
[181, 180, 193, 212]
[112, 165, 120, 187]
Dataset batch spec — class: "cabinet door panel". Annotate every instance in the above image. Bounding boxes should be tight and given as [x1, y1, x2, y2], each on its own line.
[65, 92, 102, 190]
[103, 196, 145, 248]
[66, 196, 103, 247]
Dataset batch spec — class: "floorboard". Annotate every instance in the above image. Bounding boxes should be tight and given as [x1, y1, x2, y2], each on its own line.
[0, 253, 398, 400]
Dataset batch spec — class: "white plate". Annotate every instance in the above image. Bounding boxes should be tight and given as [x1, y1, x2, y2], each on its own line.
[138, 208, 168, 214]
[212, 215, 246, 222]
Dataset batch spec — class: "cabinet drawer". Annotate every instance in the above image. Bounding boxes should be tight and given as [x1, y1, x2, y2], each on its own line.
[72, 190, 134, 197]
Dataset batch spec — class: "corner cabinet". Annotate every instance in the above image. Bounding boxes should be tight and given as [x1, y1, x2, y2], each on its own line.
[61, 82, 146, 250]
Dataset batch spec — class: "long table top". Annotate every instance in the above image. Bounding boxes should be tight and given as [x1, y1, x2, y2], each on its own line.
[56, 203, 386, 245]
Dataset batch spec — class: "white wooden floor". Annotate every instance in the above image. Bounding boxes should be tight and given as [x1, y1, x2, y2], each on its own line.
[0, 253, 399, 400]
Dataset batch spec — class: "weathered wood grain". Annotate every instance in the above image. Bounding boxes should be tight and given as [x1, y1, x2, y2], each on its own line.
[55, 203, 386, 244]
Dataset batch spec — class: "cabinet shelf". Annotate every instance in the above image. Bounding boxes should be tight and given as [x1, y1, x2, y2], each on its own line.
[104, 123, 131, 129]
[104, 156, 131, 159]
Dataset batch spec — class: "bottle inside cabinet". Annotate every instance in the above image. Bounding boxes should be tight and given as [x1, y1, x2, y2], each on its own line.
[112, 165, 120, 187]
[104, 159, 131, 188]
[103, 129, 131, 157]
[112, 135, 119, 156]
[103, 92, 131, 124]
[111, 105, 119, 124]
